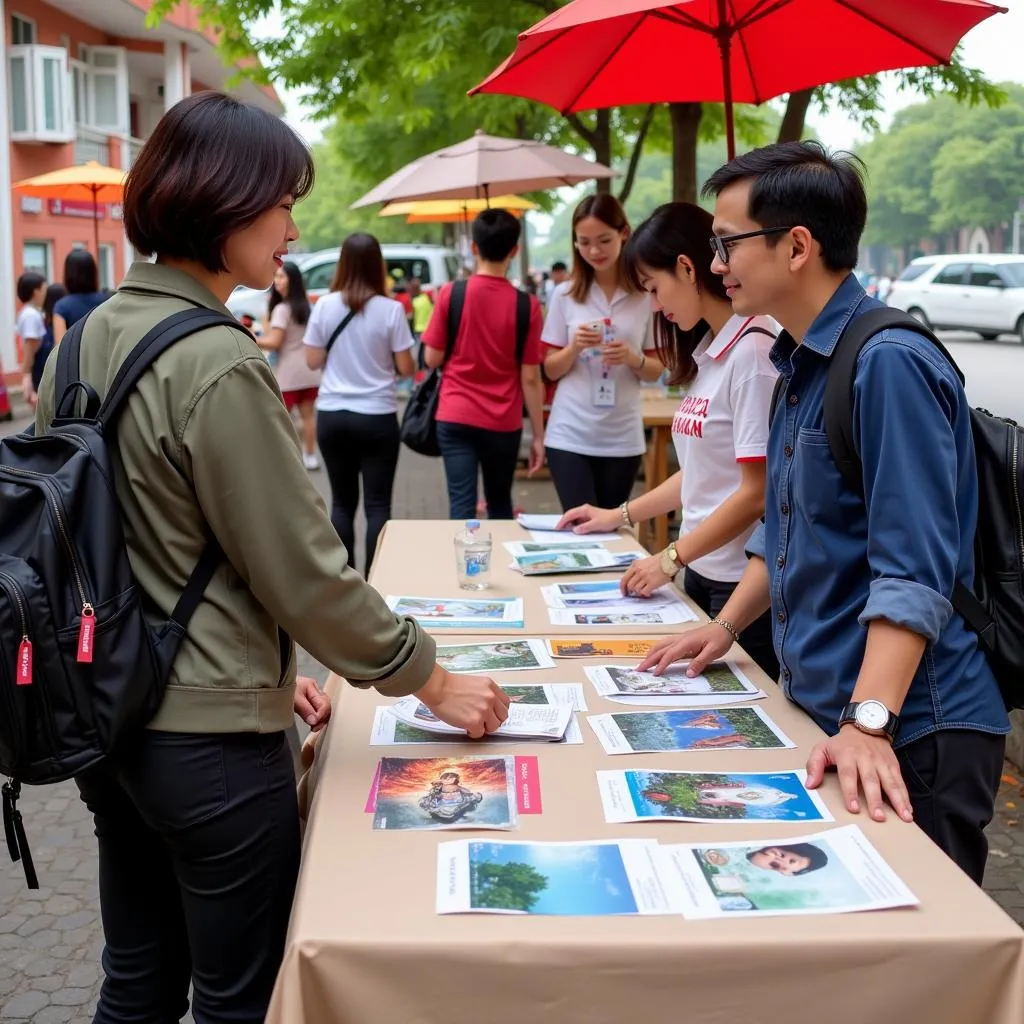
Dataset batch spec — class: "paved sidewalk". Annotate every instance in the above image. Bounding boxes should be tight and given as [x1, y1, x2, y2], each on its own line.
[0, 400, 1020, 1022]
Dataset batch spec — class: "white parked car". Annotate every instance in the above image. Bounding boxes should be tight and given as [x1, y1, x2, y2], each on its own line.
[227, 244, 461, 324]
[885, 253, 1024, 343]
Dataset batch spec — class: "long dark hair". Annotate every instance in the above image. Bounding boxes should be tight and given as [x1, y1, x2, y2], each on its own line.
[623, 202, 729, 387]
[43, 284, 67, 330]
[64, 249, 99, 294]
[569, 193, 634, 304]
[268, 260, 310, 327]
[329, 232, 387, 314]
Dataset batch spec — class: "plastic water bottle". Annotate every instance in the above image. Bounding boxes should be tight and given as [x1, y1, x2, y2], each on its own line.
[455, 520, 492, 590]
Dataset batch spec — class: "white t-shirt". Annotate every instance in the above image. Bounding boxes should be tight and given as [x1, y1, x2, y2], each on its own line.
[304, 293, 414, 415]
[16, 306, 45, 342]
[541, 280, 655, 457]
[673, 314, 779, 582]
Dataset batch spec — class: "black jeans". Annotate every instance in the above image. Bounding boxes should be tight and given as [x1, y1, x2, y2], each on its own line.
[546, 446, 641, 511]
[896, 728, 1005, 884]
[318, 409, 400, 576]
[436, 420, 522, 520]
[75, 730, 300, 1024]
[682, 566, 780, 681]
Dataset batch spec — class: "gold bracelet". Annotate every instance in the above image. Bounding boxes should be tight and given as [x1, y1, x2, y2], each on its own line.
[711, 617, 741, 642]
[619, 500, 634, 528]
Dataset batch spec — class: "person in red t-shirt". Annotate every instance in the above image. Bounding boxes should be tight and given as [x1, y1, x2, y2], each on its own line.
[422, 209, 546, 519]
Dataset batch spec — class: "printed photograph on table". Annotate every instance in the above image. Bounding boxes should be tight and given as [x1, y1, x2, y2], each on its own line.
[389, 694, 574, 741]
[547, 638, 656, 659]
[434, 639, 554, 673]
[588, 707, 795, 754]
[587, 662, 759, 698]
[550, 607, 698, 627]
[504, 541, 605, 555]
[501, 682, 588, 712]
[597, 770, 833, 824]
[662, 825, 918, 919]
[512, 551, 642, 576]
[370, 706, 586, 746]
[372, 756, 518, 831]
[437, 838, 678, 916]
[385, 595, 524, 628]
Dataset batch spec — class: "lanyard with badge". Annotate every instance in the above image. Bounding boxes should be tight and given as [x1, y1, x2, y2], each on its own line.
[586, 317, 616, 407]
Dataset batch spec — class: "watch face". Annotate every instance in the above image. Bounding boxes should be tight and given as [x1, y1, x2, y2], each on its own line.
[856, 700, 890, 731]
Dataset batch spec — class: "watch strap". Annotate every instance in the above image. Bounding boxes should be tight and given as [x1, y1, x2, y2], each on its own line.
[839, 701, 899, 740]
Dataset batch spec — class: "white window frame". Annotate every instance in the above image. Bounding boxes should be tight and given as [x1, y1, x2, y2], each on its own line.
[7, 44, 74, 143]
[22, 240, 52, 281]
[11, 13, 36, 45]
[79, 45, 128, 134]
[97, 243, 116, 290]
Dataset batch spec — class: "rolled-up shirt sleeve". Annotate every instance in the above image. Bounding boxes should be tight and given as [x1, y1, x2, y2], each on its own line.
[853, 335, 961, 641]
[745, 520, 767, 561]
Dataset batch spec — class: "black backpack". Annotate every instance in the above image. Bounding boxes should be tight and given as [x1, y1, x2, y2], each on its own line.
[770, 306, 1024, 709]
[0, 307, 251, 888]
[400, 280, 531, 456]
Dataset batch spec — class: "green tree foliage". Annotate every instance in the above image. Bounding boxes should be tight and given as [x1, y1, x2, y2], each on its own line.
[472, 860, 548, 912]
[860, 83, 1024, 250]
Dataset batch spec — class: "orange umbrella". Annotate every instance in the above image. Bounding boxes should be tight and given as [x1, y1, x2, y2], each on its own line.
[12, 161, 125, 257]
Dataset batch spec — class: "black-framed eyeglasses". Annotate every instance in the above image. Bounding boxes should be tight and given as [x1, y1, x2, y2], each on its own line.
[709, 226, 793, 266]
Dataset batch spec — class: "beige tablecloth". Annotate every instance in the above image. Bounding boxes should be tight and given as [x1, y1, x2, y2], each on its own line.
[270, 523, 1024, 1024]
[368, 519, 707, 635]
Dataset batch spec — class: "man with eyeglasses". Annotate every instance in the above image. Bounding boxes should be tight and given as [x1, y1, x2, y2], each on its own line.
[639, 141, 1008, 885]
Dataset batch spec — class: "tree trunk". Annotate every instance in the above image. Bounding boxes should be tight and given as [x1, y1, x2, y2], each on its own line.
[618, 104, 656, 206]
[669, 102, 703, 203]
[593, 109, 612, 193]
[777, 89, 813, 144]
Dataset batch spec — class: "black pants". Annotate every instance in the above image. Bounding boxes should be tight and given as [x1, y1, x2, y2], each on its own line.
[896, 728, 1004, 884]
[683, 566, 780, 681]
[546, 447, 642, 510]
[75, 731, 300, 1024]
[436, 420, 522, 520]
[318, 409, 400, 576]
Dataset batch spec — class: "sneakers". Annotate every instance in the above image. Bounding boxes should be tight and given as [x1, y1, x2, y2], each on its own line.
[302, 452, 320, 471]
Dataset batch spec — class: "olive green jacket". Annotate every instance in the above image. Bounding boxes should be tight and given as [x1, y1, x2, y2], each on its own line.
[35, 262, 435, 733]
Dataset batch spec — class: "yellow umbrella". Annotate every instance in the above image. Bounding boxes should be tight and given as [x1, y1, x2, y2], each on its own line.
[12, 161, 126, 257]
[379, 194, 537, 224]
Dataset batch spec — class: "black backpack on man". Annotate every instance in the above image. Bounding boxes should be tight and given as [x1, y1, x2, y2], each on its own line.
[0, 308, 251, 888]
[771, 306, 1024, 710]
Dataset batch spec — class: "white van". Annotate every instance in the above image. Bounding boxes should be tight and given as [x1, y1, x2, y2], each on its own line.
[885, 253, 1024, 343]
[227, 244, 461, 323]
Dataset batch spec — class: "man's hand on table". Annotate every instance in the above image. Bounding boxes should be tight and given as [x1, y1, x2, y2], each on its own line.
[295, 675, 332, 732]
[637, 622, 733, 677]
[416, 665, 511, 739]
[805, 726, 914, 824]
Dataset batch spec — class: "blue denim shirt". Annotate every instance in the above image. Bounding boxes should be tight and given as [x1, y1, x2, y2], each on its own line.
[747, 273, 1009, 748]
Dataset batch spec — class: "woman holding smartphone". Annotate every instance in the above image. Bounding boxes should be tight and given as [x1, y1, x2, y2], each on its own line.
[556, 202, 779, 679]
[542, 194, 664, 510]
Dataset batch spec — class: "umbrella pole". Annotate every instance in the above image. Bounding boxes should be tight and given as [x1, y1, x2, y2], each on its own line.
[92, 186, 100, 261]
[717, 1, 736, 160]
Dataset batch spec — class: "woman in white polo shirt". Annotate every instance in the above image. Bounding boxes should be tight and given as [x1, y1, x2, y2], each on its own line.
[557, 202, 779, 678]
[542, 194, 664, 510]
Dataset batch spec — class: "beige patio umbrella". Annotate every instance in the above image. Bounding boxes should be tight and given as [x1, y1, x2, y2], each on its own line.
[352, 130, 617, 208]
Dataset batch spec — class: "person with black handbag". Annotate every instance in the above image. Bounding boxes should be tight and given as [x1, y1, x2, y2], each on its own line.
[304, 232, 417, 576]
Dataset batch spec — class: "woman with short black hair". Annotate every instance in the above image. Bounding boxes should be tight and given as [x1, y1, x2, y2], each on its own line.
[33, 91, 508, 1023]
[52, 248, 108, 342]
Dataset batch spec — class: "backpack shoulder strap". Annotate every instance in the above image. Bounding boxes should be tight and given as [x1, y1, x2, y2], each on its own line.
[98, 308, 251, 429]
[768, 374, 786, 428]
[54, 315, 101, 420]
[823, 306, 958, 495]
[515, 289, 531, 364]
[445, 279, 468, 364]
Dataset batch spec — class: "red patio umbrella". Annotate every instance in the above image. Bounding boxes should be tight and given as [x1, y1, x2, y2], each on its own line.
[470, 0, 1007, 158]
